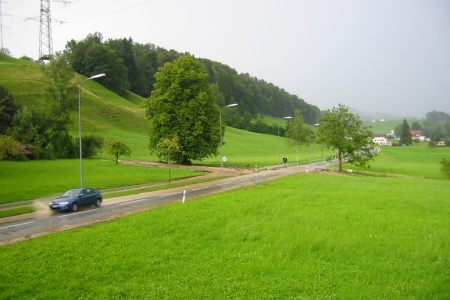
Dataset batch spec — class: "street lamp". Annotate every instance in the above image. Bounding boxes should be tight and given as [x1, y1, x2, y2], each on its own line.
[78, 73, 106, 188]
[278, 116, 292, 165]
[219, 103, 238, 177]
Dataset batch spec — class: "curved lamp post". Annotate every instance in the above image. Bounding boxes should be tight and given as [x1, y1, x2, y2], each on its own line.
[220, 103, 238, 177]
[78, 73, 106, 188]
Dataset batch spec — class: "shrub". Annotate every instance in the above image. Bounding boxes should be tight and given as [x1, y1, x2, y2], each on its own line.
[441, 158, 450, 180]
[0, 135, 25, 160]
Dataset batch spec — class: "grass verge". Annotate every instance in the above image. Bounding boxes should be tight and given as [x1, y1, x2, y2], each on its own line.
[0, 206, 35, 219]
[0, 159, 205, 204]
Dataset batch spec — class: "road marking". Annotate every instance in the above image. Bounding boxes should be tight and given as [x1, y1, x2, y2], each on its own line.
[0, 221, 35, 231]
[157, 192, 180, 198]
[118, 197, 148, 206]
[191, 187, 207, 191]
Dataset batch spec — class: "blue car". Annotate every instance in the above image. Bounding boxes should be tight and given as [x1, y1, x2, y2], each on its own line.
[49, 188, 102, 212]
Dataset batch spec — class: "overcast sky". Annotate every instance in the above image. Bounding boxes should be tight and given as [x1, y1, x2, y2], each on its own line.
[3, 0, 450, 117]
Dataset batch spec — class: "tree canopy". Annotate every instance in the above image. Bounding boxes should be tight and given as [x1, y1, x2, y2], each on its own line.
[317, 104, 375, 172]
[145, 55, 220, 164]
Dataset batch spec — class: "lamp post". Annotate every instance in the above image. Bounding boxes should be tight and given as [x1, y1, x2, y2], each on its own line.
[278, 116, 292, 165]
[220, 103, 238, 177]
[78, 73, 106, 188]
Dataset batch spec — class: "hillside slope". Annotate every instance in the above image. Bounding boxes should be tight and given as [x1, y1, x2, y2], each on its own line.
[1, 54, 331, 165]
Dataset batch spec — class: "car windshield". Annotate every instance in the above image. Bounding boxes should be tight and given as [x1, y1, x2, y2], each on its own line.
[62, 189, 80, 197]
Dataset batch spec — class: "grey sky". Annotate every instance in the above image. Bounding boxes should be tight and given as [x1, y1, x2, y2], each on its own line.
[3, 0, 450, 117]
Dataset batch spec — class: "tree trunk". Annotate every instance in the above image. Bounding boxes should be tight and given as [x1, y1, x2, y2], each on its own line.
[338, 151, 343, 173]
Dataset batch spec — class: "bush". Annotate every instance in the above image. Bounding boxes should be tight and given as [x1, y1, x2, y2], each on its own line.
[0, 135, 25, 160]
[74, 135, 104, 158]
[441, 158, 450, 180]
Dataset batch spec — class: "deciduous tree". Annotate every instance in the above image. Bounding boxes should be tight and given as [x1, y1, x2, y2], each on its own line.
[107, 140, 131, 164]
[145, 55, 220, 164]
[317, 104, 375, 172]
[0, 85, 18, 135]
[286, 109, 311, 164]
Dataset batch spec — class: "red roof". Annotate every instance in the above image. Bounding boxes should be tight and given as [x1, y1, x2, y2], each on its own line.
[410, 130, 422, 136]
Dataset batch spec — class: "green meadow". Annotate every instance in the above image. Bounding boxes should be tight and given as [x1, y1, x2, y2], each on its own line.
[0, 174, 448, 298]
[351, 143, 450, 179]
[0, 160, 204, 204]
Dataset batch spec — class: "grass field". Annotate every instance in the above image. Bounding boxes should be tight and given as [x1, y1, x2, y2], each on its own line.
[0, 173, 448, 298]
[200, 127, 333, 167]
[350, 143, 450, 179]
[0, 160, 204, 204]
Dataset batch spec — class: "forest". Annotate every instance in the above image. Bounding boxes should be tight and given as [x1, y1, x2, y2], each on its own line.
[65, 33, 321, 130]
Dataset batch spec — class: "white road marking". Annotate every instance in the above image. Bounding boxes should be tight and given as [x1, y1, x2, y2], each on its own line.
[191, 187, 207, 191]
[157, 192, 180, 198]
[0, 221, 35, 231]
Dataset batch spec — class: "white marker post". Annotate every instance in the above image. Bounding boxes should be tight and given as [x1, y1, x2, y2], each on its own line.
[182, 190, 186, 203]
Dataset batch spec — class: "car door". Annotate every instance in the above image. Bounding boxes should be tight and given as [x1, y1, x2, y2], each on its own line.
[78, 189, 90, 207]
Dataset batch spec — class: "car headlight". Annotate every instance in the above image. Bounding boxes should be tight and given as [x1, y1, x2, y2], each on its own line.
[58, 201, 69, 206]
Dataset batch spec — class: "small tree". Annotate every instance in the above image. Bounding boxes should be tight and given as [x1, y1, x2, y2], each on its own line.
[399, 119, 412, 145]
[286, 109, 311, 164]
[107, 140, 131, 164]
[317, 104, 375, 172]
[0, 85, 18, 135]
[441, 158, 450, 180]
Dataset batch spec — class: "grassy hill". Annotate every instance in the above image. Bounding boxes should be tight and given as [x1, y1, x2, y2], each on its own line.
[0, 54, 331, 165]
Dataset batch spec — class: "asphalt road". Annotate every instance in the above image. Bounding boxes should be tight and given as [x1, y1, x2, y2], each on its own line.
[0, 161, 329, 244]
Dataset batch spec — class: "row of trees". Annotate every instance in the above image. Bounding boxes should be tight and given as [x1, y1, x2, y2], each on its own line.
[66, 33, 321, 125]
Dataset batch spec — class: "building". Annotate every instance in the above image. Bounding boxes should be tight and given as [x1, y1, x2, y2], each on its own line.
[372, 134, 391, 146]
[410, 130, 426, 141]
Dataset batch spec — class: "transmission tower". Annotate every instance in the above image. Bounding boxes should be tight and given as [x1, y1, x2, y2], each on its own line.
[39, 0, 53, 60]
[0, 0, 9, 52]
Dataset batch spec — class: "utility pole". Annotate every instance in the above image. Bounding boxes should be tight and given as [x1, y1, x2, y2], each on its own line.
[25, 0, 68, 60]
[39, 0, 53, 60]
[0, 0, 10, 53]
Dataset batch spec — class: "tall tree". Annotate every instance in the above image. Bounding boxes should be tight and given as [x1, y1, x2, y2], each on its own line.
[399, 119, 412, 145]
[145, 55, 220, 164]
[286, 109, 311, 164]
[0, 85, 18, 135]
[42, 52, 76, 115]
[317, 104, 375, 172]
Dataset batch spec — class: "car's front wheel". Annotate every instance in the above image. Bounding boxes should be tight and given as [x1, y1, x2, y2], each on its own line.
[95, 199, 101, 208]
[72, 203, 79, 212]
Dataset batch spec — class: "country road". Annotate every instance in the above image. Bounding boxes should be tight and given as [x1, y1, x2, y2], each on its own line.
[0, 161, 330, 244]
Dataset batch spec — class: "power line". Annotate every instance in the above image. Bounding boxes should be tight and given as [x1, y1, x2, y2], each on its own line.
[65, 0, 155, 23]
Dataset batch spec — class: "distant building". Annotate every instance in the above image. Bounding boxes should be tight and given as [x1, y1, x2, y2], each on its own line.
[410, 130, 426, 141]
[373, 134, 391, 146]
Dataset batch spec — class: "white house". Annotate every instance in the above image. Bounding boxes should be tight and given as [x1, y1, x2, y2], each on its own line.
[372, 134, 391, 146]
